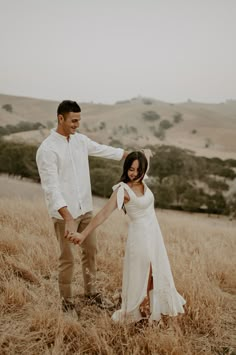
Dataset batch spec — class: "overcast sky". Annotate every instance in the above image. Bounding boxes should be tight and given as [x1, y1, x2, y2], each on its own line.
[0, 0, 235, 104]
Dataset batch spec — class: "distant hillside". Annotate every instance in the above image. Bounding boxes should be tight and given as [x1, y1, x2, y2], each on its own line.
[1, 94, 236, 159]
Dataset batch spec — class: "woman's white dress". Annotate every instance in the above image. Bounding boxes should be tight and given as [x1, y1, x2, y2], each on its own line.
[111, 181, 186, 323]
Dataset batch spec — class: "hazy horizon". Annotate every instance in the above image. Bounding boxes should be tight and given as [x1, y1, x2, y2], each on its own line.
[0, 0, 236, 104]
[1, 91, 236, 106]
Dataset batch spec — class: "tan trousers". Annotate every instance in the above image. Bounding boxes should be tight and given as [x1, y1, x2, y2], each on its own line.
[53, 211, 97, 300]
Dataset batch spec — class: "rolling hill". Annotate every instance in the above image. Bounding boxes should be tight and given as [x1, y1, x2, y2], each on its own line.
[0, 93, 236, 159]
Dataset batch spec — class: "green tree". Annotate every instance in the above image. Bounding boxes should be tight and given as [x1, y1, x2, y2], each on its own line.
[205, 177, 229, 191]
[181, 187, 206, 212]
[205, 193, 227, 215]
[150, 182, 175, 209]
[0, 140, 39, 180]
[2, 104, 13, 113]
[90, 168, 120, 197]
[149, 146, 198, 183]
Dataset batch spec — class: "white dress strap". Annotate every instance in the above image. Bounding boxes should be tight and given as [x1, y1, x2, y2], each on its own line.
[112, 182, 130, 210]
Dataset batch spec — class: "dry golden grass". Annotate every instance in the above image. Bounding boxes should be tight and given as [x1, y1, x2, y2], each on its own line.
[0, 179, 236, 354]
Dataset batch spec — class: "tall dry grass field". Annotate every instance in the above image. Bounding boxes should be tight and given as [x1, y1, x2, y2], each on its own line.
[0, 177, 235, 354]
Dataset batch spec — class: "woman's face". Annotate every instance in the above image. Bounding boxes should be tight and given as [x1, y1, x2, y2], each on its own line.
[128, 159, 142, 182]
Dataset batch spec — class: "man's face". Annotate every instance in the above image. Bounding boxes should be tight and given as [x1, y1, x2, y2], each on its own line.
[58, 112, 81, 136]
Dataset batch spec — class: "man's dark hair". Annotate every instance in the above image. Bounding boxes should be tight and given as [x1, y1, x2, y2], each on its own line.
[57, 100, 81, 117]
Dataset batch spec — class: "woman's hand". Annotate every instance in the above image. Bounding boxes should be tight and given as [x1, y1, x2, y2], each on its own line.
[141, 149, 153, 174]
[141, 148, 153, 161]
[65, 231, 86, 245]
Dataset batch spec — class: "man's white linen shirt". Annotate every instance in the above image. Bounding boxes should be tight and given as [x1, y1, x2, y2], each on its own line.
[36, 130, 124, 219]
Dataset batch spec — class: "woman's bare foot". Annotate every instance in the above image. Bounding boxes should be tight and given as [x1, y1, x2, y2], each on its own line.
[139, 295, 151, 318]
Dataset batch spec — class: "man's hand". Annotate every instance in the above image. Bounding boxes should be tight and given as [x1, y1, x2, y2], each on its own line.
[64, 219, 77, 237]
[58, 207, 77, 237]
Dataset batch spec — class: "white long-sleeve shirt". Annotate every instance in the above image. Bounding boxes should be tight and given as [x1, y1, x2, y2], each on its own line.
[36, 129, 124, 219]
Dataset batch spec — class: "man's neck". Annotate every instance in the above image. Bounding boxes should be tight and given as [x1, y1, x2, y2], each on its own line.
[56, 127, 70, 141]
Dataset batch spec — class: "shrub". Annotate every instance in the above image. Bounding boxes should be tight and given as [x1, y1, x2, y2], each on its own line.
[108, 139, 123, 148]
[89, 157, 122, 197]
[225, 158, 236, 167]
[2, 104, 13, 113]
[228, 193, 236, 218]
[150, 181, 175, 209]
[0, 126, 9, 136]
[159, 119, 172, 130]
[173, 112, 183, 123]
[142, 111, 160, 122]
[205, 177, 229, 191]
[205, 193, 228, 215]
[181, 187, 206, 212]
[205, 138, 212, 148]
[116, 100, 130, 104]
[129, 126, 138, 134]
[0, 140, 39, 181]
[99, 121, 106, 130]
[211, 166, 236, 180]
[154, 128, 165, 140]
[149, 146, 200, 183]
[113, 125, 137, 136]
[142, 98, 153, 105]
[0, 121, 46, 136]
[90, 168, 119, 197]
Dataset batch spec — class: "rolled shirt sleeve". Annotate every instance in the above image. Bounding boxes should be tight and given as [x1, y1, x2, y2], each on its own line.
[36, 148, 67, 213]
[86, 136, 124, 160]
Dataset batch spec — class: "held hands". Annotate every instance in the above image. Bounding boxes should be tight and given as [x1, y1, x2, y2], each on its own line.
[65, 231, 87, 245]
[63, 218, 86, 245]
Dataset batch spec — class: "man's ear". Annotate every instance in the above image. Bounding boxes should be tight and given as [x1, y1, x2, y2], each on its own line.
[58, 114, 64, 123]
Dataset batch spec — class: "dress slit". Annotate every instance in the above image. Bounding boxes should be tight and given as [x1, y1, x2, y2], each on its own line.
[139, 263, 154, 318]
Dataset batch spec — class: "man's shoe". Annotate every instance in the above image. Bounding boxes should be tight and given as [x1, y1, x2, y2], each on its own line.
[62, 299, 75, 312]
[85, 293, 115, 310]
[62, 299, 80, 317]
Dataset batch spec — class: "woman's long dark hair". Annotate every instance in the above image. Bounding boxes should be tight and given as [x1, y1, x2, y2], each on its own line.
[119, 151, 148, 214]
[120, 151, 148, 183]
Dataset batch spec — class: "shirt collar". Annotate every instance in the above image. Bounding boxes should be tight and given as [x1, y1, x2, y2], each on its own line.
[50, 128, 71, 142]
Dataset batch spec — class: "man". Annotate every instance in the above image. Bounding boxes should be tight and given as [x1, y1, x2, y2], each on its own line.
[36, 100, 128, 313]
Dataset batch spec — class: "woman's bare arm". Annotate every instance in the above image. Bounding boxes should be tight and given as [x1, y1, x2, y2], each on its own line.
[65, 188, 129, 244]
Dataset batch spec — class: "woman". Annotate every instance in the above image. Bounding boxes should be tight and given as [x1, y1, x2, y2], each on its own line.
[66, 151, 186, 323]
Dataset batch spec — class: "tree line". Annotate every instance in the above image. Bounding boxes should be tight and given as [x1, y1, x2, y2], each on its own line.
[0, 139, 235, 217]
[0, 121, 46, 137]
